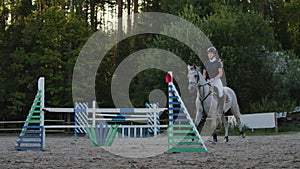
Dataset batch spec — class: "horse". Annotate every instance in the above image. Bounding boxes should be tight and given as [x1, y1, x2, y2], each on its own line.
[187, 64, 246, 142]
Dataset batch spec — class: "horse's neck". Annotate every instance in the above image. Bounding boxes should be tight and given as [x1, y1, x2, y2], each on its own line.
[197, 82, 210, 100]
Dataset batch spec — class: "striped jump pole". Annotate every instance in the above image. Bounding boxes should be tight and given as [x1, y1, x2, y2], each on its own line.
[74, 101, 166, 138]
[146, 102, 160, 137]
[74, 102, 88, 138]
[90, 100, 165, 138]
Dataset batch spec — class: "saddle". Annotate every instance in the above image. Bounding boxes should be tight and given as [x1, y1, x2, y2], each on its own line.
[212, 88, 229, 103]
[224, 91, 229, 104]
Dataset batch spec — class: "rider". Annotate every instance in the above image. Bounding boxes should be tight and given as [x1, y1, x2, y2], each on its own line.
[203, 47, 224, 106]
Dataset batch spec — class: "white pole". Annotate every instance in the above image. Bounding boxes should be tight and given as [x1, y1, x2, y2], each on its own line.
[38, 77, 45, 149]
[134, 127, 137, 137]
[154, 111, 157, 136]
[140, 127, 143, 137]
[92, 101, 96, 128]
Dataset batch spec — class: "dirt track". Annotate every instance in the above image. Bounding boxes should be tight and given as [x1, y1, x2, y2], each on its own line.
[1, 133, 299, 168]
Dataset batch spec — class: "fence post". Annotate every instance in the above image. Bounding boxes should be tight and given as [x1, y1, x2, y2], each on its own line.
[275, 112, 278, 133]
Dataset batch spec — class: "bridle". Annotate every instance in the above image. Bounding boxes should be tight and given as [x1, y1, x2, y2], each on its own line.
[188, 69, 212, 113]
[188, 69, 211, 91]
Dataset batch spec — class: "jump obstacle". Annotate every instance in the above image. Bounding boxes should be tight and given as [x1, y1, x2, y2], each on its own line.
[15, 72, 207, 153]
[14, 77, 166, 150]
[166, 71, 207, 152]
[73, 101, 164, 147]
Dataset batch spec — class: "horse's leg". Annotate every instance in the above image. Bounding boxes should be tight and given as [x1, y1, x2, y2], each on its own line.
[188, 98, 203, 141]
[234, 114, 246, 138]
[211, 110, 218, 142]
[197, 113, 207, 133]
[221, 113, 229, 142]
[194, 98, 204, 133]
[231, 107, 246, 138]
[211, 93, 225, 143]
[212, 132, 217, 142]
[228, 88, 246, 138]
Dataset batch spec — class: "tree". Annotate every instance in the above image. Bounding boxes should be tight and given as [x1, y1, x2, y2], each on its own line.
[284, 0, 300, 56]
[0, 6, 93, 120]
[199, 4, 277, 111]
[0, 0, 34, 120]
[150, 3, 277, 112]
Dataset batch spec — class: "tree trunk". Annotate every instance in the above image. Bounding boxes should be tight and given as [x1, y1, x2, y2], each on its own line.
[127, 0, 131, 33]
[116, 0, 123, 64]
[260, 0, 265, 18]
[133, 0, 138, 31]
[134, 0, 138, 13]
[90, 0, 96, 31]
[118, 0, 123, 36]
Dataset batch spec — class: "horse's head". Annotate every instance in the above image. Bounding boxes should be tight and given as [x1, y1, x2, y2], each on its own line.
[187, 64, 205, 93]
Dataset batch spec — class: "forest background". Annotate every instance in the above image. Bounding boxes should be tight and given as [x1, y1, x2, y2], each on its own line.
[0, 0, 299, 121]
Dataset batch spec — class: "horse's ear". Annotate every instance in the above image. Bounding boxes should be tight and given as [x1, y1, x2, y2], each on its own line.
[192, 64, 196, 69]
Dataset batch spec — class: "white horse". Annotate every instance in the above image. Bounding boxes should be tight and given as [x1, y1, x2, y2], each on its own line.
[187, 65, 246, 142]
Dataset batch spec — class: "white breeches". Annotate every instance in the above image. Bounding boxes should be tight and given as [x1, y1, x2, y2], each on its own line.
[213, 79, 223, 97]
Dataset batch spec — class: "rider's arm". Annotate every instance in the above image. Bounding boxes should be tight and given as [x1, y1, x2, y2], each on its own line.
[212, 68, 223, 81]
[203, 68, 207, 81]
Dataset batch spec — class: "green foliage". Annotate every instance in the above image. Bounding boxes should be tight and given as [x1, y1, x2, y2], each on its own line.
[160, 3, 278, 111]
[129, 69, 167, 107]
[0, 5, 92, 120]
[284, 0, 300, 55]
[263, 51, 300, 102]
[0, 0, 299, 122]
[248, 97, 296, 113]
[160, 0, 216, 17]
[279, 121, 300, 132]
[20, 7, 86, 107]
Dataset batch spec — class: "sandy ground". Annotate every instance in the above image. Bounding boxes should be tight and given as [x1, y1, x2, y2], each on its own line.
[1, 133, 300, 169]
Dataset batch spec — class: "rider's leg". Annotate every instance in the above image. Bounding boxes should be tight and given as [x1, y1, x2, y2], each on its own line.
[214, 79, 224, 117]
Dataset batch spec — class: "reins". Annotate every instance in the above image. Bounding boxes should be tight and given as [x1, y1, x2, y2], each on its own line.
[189, 70, 213, 114]
[189, 70, 212, 102]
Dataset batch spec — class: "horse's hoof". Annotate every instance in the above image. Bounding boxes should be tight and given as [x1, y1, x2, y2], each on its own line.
[213, 134, 217, 142]
[240, 131, 246, 138]
[220, 136, 228, 143]
[224, 136, 229, 142]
